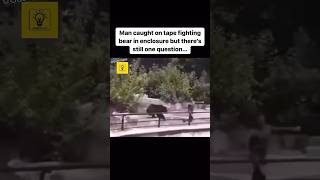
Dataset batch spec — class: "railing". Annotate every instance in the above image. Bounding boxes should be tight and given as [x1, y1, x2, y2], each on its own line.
[0, 163, 108, 180]
[110, 111, 210, 131]
[211, 157, 320, 164]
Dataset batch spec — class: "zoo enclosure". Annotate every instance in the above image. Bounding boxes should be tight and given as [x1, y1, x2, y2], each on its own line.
[111, 111, 210, 131]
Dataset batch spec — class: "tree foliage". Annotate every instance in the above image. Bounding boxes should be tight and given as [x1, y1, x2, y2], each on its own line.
[213, 0, 320, 128]
[0, 1, 108, 136]
[212, 27, 257, 115]
[110, 61, 147, 112]
[110, 60, 209, 111]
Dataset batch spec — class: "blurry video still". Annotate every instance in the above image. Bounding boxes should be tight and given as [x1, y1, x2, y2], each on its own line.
[110, 58, 210, 137]
[0, 0, 109, 180]
[212, 0, 320, 180]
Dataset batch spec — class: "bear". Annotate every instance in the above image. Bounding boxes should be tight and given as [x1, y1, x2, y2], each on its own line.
[146, 104, 167, 120]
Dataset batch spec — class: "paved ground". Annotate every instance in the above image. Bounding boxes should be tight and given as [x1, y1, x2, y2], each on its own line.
[160, 130, 210, 137]
[211, 155, 320, 180]
[1, 169, 109, 180]
[111, 123, 210, 137]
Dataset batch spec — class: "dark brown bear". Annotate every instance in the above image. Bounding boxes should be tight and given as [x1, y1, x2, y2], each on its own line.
[146, 104, 167, 120]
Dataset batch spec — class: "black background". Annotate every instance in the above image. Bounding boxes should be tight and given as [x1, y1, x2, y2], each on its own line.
[110, 0, 210, 58]
[111, 138, 210, 180]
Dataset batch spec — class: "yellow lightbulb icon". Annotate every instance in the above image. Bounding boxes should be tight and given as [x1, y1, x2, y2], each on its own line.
[33, 10, 46, 26]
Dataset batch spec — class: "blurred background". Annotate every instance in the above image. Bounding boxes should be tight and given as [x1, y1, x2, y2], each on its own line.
[0, 0, 109, 179]
[212, 0, 320, 179]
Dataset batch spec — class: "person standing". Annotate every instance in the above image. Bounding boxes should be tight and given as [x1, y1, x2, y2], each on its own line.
[249, 113, 270, 180]
[187, 104, 194, 124]
[248, 112, 301, 180]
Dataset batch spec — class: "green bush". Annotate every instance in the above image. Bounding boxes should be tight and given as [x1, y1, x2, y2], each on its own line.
[110, 61, 148, 111]
[191, 71, 210, 103]
[110, 60, 210, 108]
[147, 63, 193, 103]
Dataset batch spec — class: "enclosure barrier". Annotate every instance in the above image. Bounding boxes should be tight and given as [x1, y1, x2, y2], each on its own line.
[0, 163, 108, 180]
[110, 111, 210, 131]
[211, 157, 320, 164]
